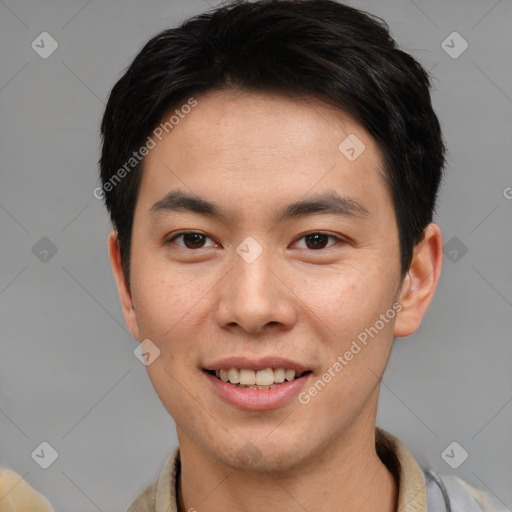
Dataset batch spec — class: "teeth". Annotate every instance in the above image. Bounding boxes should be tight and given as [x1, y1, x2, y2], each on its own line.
[285, 369, 296, 381]
[212, 367, 306, 386]
[239, 369, 256, 385]
[255, 369, 274, 386]
[273, 368, 285, 383]
[227, 368, 240, 384]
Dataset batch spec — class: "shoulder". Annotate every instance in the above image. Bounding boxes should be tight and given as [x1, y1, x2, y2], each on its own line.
[126, 446, 180, 512]
[126, 481, 157, 512]
[425, 470, 507, 512]
[0, 468, 55, 512]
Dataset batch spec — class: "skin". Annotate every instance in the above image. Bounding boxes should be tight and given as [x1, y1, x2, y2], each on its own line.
[109, 89, 443, 512]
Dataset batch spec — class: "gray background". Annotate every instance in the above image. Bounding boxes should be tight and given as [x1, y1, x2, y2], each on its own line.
[1, 0, 511, 511]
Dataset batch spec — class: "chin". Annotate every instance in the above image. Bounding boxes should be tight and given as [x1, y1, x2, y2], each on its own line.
[204, 429, 313, 473]
[223, 445, 307, 473]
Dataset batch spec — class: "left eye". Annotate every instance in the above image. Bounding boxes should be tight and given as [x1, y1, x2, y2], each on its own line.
[292, 233, 340, 250]
[167, 231, 340, 250]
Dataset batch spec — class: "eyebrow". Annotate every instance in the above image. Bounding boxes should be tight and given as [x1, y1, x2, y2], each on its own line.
[150, 190, 369, 224]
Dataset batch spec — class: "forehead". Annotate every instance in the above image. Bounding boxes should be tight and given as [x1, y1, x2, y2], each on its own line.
[139, 89, 390, 218]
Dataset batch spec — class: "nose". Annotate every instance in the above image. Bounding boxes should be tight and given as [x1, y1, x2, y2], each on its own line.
[214, 242, 297, 335]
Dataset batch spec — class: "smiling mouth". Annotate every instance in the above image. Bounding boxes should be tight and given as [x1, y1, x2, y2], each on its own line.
[204, 368, 313, 389]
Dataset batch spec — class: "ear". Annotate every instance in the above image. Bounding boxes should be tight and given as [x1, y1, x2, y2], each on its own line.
[394, 223, 443, 337]
[108, 231, 141, 341]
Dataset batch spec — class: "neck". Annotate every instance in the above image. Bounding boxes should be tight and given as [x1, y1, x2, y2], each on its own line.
[176, 421, 397, 512]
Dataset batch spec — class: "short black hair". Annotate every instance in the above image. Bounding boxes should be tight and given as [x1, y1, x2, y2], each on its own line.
[99, 0, 445, 285]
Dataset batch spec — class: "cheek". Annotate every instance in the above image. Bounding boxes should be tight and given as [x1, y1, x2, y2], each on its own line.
[130, 259, 198, 344]
[295, 265, 398, 389]
[294, 264, 395, 330]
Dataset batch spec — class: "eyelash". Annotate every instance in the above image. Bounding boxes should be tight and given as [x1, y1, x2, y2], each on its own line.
[166, 231, 344, 251]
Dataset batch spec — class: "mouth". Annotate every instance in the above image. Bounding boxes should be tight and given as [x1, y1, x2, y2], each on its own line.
[203, 367, 313, 390]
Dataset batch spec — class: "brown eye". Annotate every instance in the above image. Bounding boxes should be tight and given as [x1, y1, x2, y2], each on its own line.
[168, 232, 215, 249]
[294, 233, 340, 250]
[305, 233, 329, 249]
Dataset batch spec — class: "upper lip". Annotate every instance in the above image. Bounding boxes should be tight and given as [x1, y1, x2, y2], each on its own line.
[203, 356, 311, 372]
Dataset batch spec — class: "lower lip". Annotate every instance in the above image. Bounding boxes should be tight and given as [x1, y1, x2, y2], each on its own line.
[203, 371, 312, 411]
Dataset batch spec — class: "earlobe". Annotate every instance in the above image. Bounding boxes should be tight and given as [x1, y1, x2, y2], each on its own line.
[394, 223, 443, 337]
[107, 232, 141, 341]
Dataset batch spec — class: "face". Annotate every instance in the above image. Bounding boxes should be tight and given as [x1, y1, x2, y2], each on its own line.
[113, 89, 410, 472]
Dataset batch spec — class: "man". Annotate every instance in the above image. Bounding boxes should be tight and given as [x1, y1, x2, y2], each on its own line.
[97, 1, 505, 511]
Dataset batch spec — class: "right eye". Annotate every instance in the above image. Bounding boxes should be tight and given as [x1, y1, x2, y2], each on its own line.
[166, 231, 217, 250]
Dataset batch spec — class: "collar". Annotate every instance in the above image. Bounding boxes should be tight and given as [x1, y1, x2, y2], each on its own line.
[375, 427, 428, 511]
[135, 427, 428, 512]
